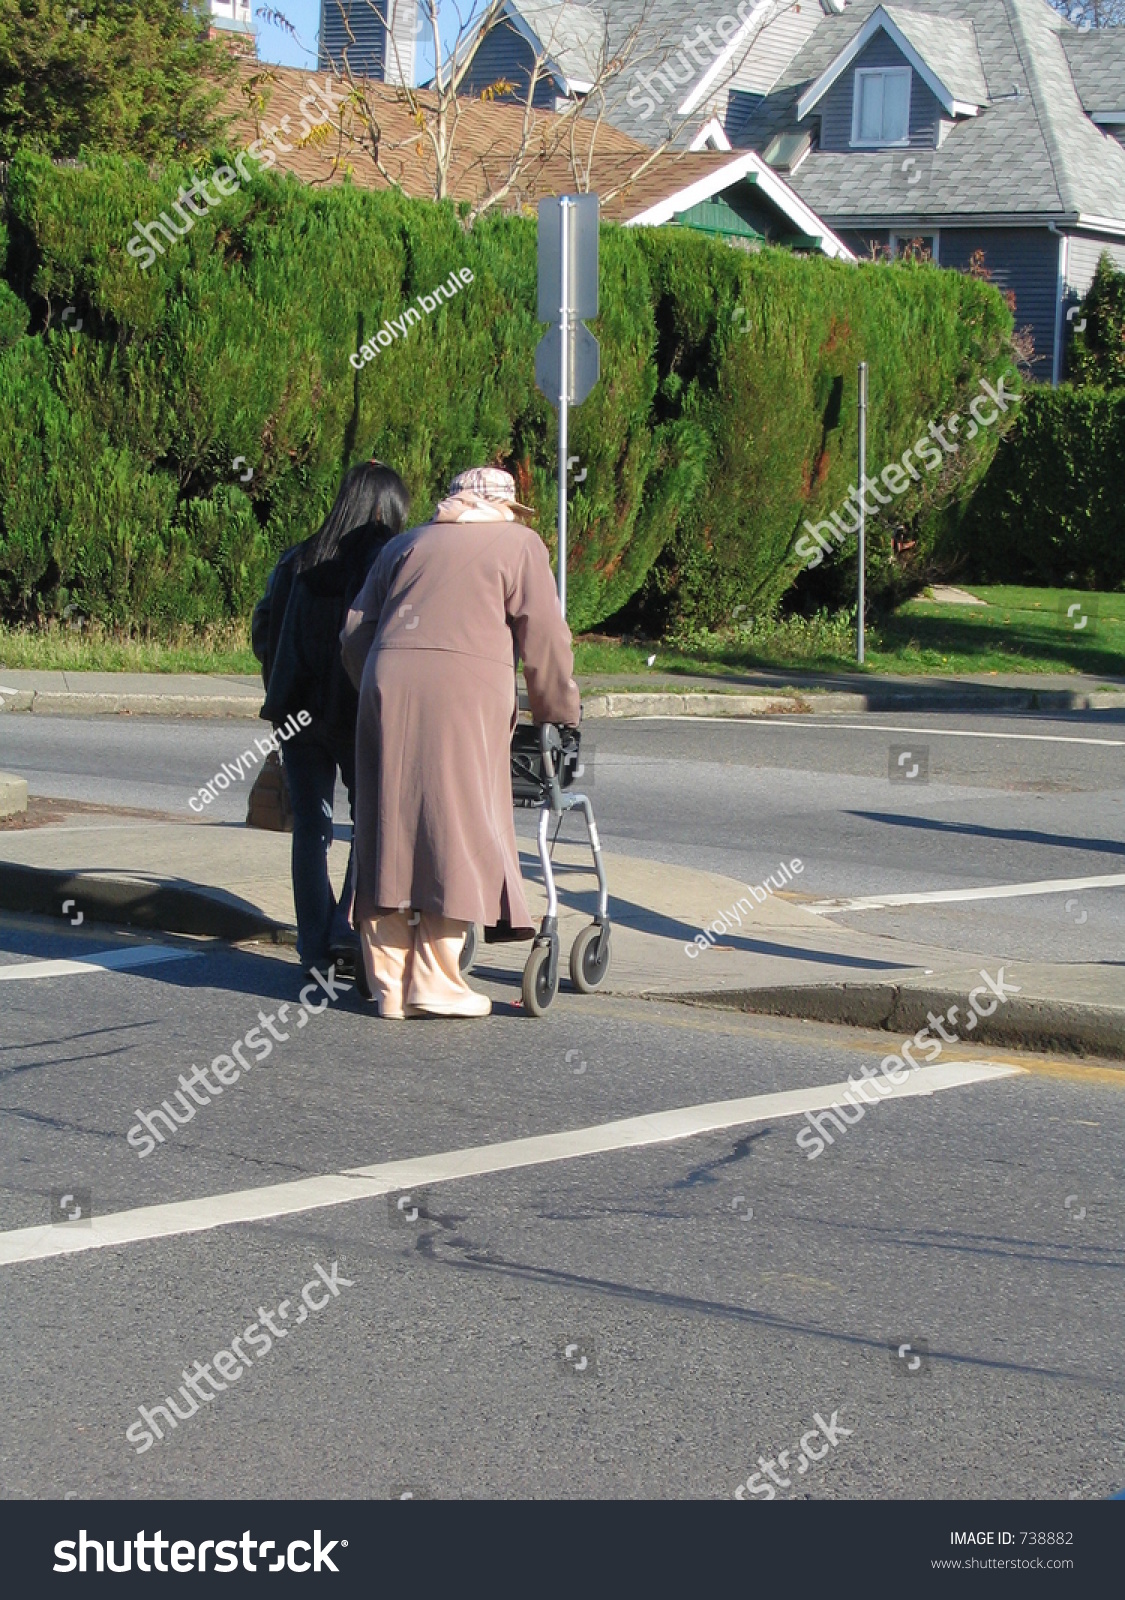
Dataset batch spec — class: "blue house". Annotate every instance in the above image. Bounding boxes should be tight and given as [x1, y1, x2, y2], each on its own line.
[470, 1, 1125, 382]
[318, 0, 418, 84]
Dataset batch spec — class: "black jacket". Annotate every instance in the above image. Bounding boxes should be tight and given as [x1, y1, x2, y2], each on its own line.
[252, 522, 393, 749]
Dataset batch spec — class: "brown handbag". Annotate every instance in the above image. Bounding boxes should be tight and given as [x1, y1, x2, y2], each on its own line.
[246, 748, 293, 832]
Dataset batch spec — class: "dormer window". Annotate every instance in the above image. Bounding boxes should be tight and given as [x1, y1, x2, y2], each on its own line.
[852, 66, 911, 147]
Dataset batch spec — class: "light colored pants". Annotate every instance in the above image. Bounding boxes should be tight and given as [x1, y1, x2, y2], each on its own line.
[359, 911, 472, 1016]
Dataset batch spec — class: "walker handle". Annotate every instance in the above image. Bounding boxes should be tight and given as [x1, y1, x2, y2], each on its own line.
[538, 723, 565, 813]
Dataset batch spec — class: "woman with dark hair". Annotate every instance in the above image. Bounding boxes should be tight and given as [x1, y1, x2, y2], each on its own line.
[253, 460, 411, 978]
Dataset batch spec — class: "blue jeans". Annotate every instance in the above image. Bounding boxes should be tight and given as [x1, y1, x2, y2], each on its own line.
[282, 733, 357, 969]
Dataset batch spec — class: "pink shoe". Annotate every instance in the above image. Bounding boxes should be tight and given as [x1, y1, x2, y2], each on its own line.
[406, 993, 491, 1019]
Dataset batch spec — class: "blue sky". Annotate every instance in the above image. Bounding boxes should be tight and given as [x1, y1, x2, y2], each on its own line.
[250, 2, 485, 74]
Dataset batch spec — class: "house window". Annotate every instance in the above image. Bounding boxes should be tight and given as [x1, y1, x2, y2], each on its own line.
[852, 67, 912, 147]
[891, 233, 939, 264]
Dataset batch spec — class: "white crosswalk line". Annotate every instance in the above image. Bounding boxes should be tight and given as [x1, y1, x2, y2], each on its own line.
[625, 717, 1125, 748]
[809, 872, 1125, 914]
[0, 946, 201, 981]
[0, 1060, 1023, 1266]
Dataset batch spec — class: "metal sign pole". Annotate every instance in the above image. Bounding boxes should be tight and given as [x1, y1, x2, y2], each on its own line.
[857, 361, 868, 666]
[557, 199, 571, 618]
[536, 193, 599, 620]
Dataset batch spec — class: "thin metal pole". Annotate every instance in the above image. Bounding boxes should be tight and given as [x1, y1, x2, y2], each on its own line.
[857, 361, 868, 666]
[557, 198, 570, 619]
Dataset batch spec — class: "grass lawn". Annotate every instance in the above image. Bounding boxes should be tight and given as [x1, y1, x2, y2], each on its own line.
[576, 585, 1125, 681]
[867, 585, 1124, 677]
[0, 622, 259, 676]
[1, 586, 1122, 681]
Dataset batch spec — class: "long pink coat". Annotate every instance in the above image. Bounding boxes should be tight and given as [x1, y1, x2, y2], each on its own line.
[341, 505, 581, 936]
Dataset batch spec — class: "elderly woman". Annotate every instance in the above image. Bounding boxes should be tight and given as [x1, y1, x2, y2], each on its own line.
[341, 467, 580, 1018]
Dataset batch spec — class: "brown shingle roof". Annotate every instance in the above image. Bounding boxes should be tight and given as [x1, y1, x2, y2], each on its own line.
[225, 61, 748, 224]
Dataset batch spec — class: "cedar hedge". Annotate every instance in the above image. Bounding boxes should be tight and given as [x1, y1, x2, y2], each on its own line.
[630, 236, 1015, 629]
[0, 149, 1013, 633]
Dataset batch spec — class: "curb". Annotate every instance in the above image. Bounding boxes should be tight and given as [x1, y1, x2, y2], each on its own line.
[0, 862, 295, 945]
[686, 983, 1125, 1063]
[3, 685, 1123, 720]
[3, 860, 1120, 1062]
[0, 690, 262, 718]
[0, 771, 28, 818]
[583, 692, 817, 719]
[582, 687, 1125, 720]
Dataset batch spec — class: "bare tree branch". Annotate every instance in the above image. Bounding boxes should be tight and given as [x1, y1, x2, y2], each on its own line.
[1048, 0, 1125, 25]
[267, 2, 850, 226]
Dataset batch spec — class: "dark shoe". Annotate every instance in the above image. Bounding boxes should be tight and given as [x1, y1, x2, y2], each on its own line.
[329, 935, 360, 970]
[330, 943, 371, 1001]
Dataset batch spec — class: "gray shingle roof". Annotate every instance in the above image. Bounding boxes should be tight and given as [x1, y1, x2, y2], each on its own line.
[597, 1, 812, 146]
[881, 6, 990, 106]
[498, 0, 1125, 225]
[717, 0, 1125, 225]
[504, 0, 610, 87]
[1061, 28, 1125, 114]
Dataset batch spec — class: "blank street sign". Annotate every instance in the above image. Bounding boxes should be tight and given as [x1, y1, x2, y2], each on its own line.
[538, 194, 599, 324]
[535, 320, 600, 407]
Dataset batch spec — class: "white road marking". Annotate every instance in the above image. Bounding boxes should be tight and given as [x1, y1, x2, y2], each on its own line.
[809, 872, 1125, 914]
[0, 1061, 1022, 1266]
[0, 946, 201, 981]
[626, 717, 1125, 748]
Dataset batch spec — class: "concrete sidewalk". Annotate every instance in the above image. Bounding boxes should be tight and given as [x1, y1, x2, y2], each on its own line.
[2, 810, 1121, 1060]
[3, 667, 1124, 719]
[0, 671, 263, 718]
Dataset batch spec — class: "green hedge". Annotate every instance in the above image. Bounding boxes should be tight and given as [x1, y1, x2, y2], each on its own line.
[0, 148, 1013, 632]
[955, 385, 1125, 590]
[630, 237, 1016, 629]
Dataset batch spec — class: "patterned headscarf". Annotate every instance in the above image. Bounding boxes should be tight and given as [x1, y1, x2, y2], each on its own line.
[448, 467, 536, 520]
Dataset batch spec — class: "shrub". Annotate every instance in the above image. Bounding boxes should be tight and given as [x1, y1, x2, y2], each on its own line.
[625, 239, 1015, 631]
[0, 0, 234, 163]
[0, 149, 1014, 632]
[1069, 252, 1125, 390]
[955, 385, 1125, 590]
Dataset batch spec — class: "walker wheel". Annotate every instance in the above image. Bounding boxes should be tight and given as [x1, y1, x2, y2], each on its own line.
[569, 924, 611, 993]
[522, 943, 557, 1016]
[459, 923, 479, 975]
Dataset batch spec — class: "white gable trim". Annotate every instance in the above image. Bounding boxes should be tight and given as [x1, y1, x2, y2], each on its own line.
[689, 117, 734, 152]
[1076, 212, 1125, 236]
[494, 0, 589, 96]
[677, 0, 775, 118]
[796, 6, 982, 123]
[623, 148, 856, 261]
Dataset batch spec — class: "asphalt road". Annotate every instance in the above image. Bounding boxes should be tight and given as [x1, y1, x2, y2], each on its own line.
[0, 918, 1122, 1500]
[2, 709, 1122, 963]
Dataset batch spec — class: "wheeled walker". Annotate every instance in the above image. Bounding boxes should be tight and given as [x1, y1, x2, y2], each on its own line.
[459, 721, 611, 1015]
